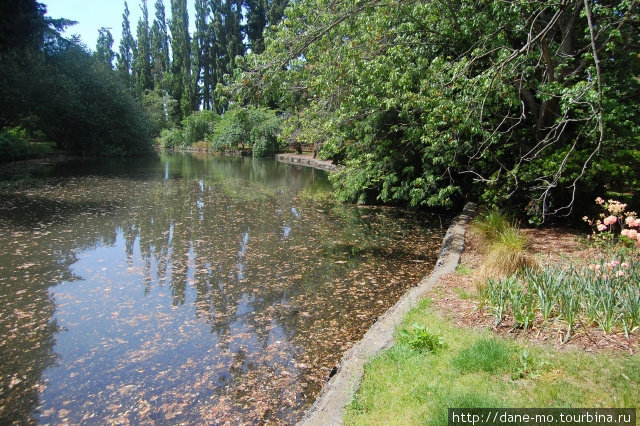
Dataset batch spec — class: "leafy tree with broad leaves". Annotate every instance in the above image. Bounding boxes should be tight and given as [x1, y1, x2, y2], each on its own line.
[233, 0, 640, 222]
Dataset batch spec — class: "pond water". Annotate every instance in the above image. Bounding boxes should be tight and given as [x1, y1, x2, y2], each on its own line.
[0, 153, 446, 424]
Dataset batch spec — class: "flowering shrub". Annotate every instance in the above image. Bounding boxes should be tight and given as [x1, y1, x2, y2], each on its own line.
[583, 197, 640, 248]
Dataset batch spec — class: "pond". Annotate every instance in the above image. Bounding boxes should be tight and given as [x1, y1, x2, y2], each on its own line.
[0, 153, 447, 424]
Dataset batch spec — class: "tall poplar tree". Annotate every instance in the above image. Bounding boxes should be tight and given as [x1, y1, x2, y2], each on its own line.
[169, 0, 192, 117]
[225, 0, 244, 72]
[95, 27, 115, 69]
[208, 0, 226, 112]
[193, 0, 211, 109]
[116, 1, 135, 87]
[134, 0, 152, 92]
[150, 0, 170, 86]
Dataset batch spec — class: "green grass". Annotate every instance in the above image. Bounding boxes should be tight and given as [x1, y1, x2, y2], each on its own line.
[455, 263, 471, 275]
[452, 338, 518, 374]
[344, 299, 640, 426]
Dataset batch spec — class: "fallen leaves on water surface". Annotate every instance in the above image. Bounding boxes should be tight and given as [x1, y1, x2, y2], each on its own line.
[0, 171, 448, 424]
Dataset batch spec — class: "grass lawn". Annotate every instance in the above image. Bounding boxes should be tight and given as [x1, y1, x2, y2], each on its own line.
[344, 299, 640, 425]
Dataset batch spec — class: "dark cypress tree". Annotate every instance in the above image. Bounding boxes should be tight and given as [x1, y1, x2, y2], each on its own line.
[245, 0, 266, 54]
[224, 0, 244, 73]
[266, 0, 288, 27]
[208, 0, 226, 113]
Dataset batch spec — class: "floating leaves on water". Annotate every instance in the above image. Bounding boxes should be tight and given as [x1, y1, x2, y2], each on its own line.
[0, 155, 447, 424]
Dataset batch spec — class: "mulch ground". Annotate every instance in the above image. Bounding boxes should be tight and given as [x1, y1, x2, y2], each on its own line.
[429, 227, 639, 354]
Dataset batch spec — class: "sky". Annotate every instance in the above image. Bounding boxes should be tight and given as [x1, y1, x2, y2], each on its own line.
[41, 0, 196, 52]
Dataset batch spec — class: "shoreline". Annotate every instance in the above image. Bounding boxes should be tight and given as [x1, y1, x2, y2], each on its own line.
[298, 202, 477, 425]
[275, 153, 340, 172]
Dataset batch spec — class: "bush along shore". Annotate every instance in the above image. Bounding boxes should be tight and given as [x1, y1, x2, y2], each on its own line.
[156, 107, 287, 158]
[344, 199, 640, 425]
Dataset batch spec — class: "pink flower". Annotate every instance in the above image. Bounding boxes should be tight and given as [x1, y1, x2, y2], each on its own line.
[621, 262, 631, 269]
[622, 229, 630, 237]
[629, 229, 639, 240]
[634, 219, 640, 228]
[588, 264, 601, 271]
[610, 260, 620, 267]
[616, 270, 625, 277]
[626, 216, 636, 225]
[603, 215, 617, 225]
[597, 223, 607, 231]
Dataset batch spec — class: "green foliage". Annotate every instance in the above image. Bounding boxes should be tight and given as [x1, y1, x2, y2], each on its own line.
[182, 110, 219, 146]
[0, 1, 153, 158]
[116, 1, 135, 86]
[133, 0, 153, 93]
[157, 127, 184, 149]
[0, 130, 30, 162]
[473, 212, 535, 277]
[95, 27, 115, 69]
[236, 0, 640, 221]
[250, 112, 283, 157]
[209, 108, 250, 151]
[140, 89, 179, 134]
[169, 0, 192, 118]
[397, 322, 445, 353]
[36, 45, 154, 156]
[472, 211, 513, 245]
[208, 107, 283, 157]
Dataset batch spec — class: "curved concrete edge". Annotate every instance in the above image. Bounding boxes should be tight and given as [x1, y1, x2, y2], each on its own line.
[275, 154, 340, 172]
[298, 202, 478, 426]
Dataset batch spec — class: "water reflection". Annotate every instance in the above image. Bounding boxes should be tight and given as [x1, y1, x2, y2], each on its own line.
[0, 153, 446, 424]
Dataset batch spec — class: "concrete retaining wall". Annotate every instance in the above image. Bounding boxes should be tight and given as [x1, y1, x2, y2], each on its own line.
[298, 202, 477, 425]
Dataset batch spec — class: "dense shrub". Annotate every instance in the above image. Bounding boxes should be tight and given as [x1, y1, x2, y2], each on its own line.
[140, 89, 180, 135]
[182, 110, 219, 147]
[250, 112, 283, 157]
[208, 109, 250, 152]
[0, 131, 30, 162]
[208, 107, 283, 157]
[157, 127, 184, 149]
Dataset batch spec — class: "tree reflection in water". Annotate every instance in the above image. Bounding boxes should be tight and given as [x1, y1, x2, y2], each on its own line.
[0, 154, 446, 424]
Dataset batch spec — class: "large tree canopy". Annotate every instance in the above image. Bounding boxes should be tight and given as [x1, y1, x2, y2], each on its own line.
[0, 0, 154, 157]
[233, 0, 640, 221]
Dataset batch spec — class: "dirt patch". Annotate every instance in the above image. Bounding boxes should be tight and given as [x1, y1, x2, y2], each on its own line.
[430, 227, 640, 354]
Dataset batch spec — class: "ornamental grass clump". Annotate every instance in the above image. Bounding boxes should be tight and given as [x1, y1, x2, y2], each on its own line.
[472, 211, 537, 279]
